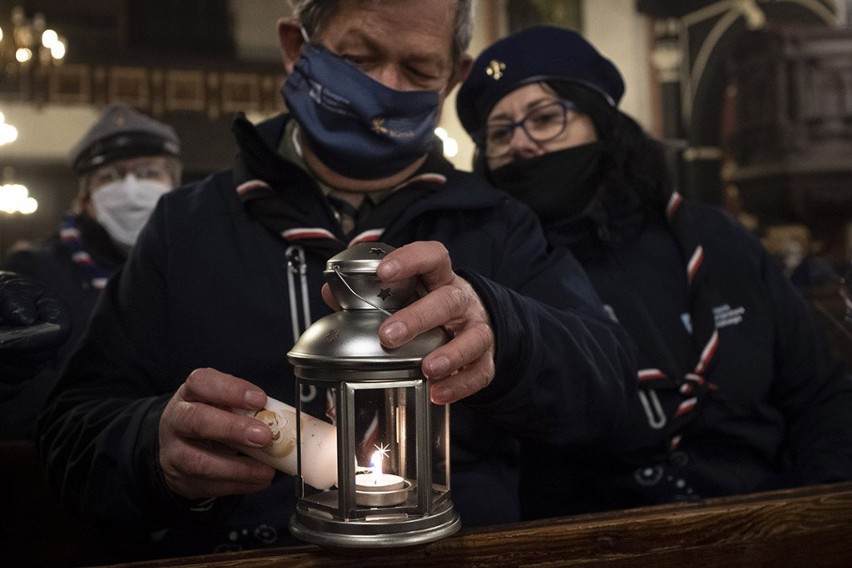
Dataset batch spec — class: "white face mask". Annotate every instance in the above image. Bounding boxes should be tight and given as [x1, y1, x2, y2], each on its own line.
[90, 175, 170, 252]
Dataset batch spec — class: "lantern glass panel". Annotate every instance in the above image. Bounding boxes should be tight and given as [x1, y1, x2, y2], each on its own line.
[293, 377, 452, 516]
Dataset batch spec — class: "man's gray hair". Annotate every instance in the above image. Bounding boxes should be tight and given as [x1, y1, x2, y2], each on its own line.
[289, 0, 473, 62]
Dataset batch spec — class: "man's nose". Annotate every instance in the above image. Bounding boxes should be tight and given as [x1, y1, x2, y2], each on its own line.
[371, 65, 405, 91]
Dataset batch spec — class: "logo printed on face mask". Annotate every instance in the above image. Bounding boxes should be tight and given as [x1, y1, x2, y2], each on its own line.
[308, 81, 323, 104]
[372, 118, 415, 139]
[372, 118, 388, 135]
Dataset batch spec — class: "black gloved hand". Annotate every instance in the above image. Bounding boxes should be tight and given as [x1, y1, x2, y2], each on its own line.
[0, 271, 72, 399]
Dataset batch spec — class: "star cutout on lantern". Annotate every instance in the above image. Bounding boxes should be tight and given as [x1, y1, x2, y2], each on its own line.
[324, 329, 339, 342]
[373, 443, 390, 460]
[377, 288, 393, 301]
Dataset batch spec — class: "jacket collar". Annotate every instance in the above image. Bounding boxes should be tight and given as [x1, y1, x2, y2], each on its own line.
[232, 112, 506, 216]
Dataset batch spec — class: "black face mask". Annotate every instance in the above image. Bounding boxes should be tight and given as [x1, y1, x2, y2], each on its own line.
[490, 142, 604, 224]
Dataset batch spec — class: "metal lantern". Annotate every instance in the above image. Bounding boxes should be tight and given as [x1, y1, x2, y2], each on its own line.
[286, 242, 460, 548]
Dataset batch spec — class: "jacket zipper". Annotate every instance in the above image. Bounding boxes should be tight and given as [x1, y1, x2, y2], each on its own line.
[285, 245, 312, 338]
[285, 245, 317, 403]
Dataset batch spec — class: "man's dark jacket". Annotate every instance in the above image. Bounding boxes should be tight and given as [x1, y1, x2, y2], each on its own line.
[37, 114, 635, 558]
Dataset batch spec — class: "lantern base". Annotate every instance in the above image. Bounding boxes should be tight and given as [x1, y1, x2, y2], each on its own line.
[289, 495, 460, 549]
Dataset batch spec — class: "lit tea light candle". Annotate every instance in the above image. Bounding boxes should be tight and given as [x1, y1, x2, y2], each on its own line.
[355, 450, 408, 506]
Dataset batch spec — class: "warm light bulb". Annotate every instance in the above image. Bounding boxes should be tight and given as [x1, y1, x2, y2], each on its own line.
[50, 40, 65, 60]
[442, 136, 459, 158]
[16, 47, 32, 63]
[434, 127, 460, 158]
[0, 122, 18, 145]
[41, 29, 58, 48]
[0, 113, 18, 146]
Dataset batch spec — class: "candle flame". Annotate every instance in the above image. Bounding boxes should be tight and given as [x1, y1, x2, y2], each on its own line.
[370, 450, 383, 478]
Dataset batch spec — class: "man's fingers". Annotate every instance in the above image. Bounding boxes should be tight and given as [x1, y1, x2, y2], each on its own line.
[181, 368, 268, 410]
[162, 369, 272, 458]
[159, 368, 279, 500]
[377, 242, 454, 289]
[161, 440, 275, 499]
[379, 281, 478, 346]
[321, 283, 341, 310]
[166, 399, 272, 448]
[423, 322, 493, 378]
[429, 355, 494, 404]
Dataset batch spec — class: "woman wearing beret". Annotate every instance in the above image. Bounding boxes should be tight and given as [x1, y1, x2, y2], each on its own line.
[457, 25, 852, 519]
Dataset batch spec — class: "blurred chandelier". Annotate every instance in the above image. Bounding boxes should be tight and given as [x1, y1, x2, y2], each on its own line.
[0, 180, 37, 215]
[0, 5, 66, 76]
[0, 112, 17, 146]
[0, 168, 37, 215]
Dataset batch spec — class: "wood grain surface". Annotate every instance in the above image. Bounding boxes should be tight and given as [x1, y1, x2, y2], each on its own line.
[107, 481, 852, 568]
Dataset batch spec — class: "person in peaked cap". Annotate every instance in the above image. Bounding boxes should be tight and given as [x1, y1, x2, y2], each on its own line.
[1, 103, 182, 438]
[69, 103, 181, 174]
[457, 25, 852, 519]
[67, 103, 182, 254]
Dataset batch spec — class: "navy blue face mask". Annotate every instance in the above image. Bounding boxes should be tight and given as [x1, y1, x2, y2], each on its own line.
[282, 43, 441, 180]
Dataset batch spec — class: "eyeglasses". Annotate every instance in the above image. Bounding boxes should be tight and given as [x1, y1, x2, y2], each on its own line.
[482, 100, 576, 159]
[90, 159, 171, 187]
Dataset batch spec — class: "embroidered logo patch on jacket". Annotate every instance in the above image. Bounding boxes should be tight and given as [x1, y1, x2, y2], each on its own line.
[681, 304, 745, 333]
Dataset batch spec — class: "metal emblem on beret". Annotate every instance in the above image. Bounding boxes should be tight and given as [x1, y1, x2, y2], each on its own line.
[486, 60, 506, 80]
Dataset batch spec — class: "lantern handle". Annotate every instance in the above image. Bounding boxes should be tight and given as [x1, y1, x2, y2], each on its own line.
[331, 265, 393, 316]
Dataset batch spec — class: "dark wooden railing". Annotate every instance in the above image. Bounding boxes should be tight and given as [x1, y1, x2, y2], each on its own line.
[106, 481, 852, 568]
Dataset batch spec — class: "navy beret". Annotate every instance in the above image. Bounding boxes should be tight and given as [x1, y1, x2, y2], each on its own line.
[69, 103, 181, 174]
[456, 25, 624, 137]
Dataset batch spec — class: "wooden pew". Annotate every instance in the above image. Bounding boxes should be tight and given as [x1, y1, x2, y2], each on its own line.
[106, 481, 852, 568]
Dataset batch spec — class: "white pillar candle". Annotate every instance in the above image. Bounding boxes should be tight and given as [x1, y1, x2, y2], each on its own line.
[234, 395, 338, 490]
